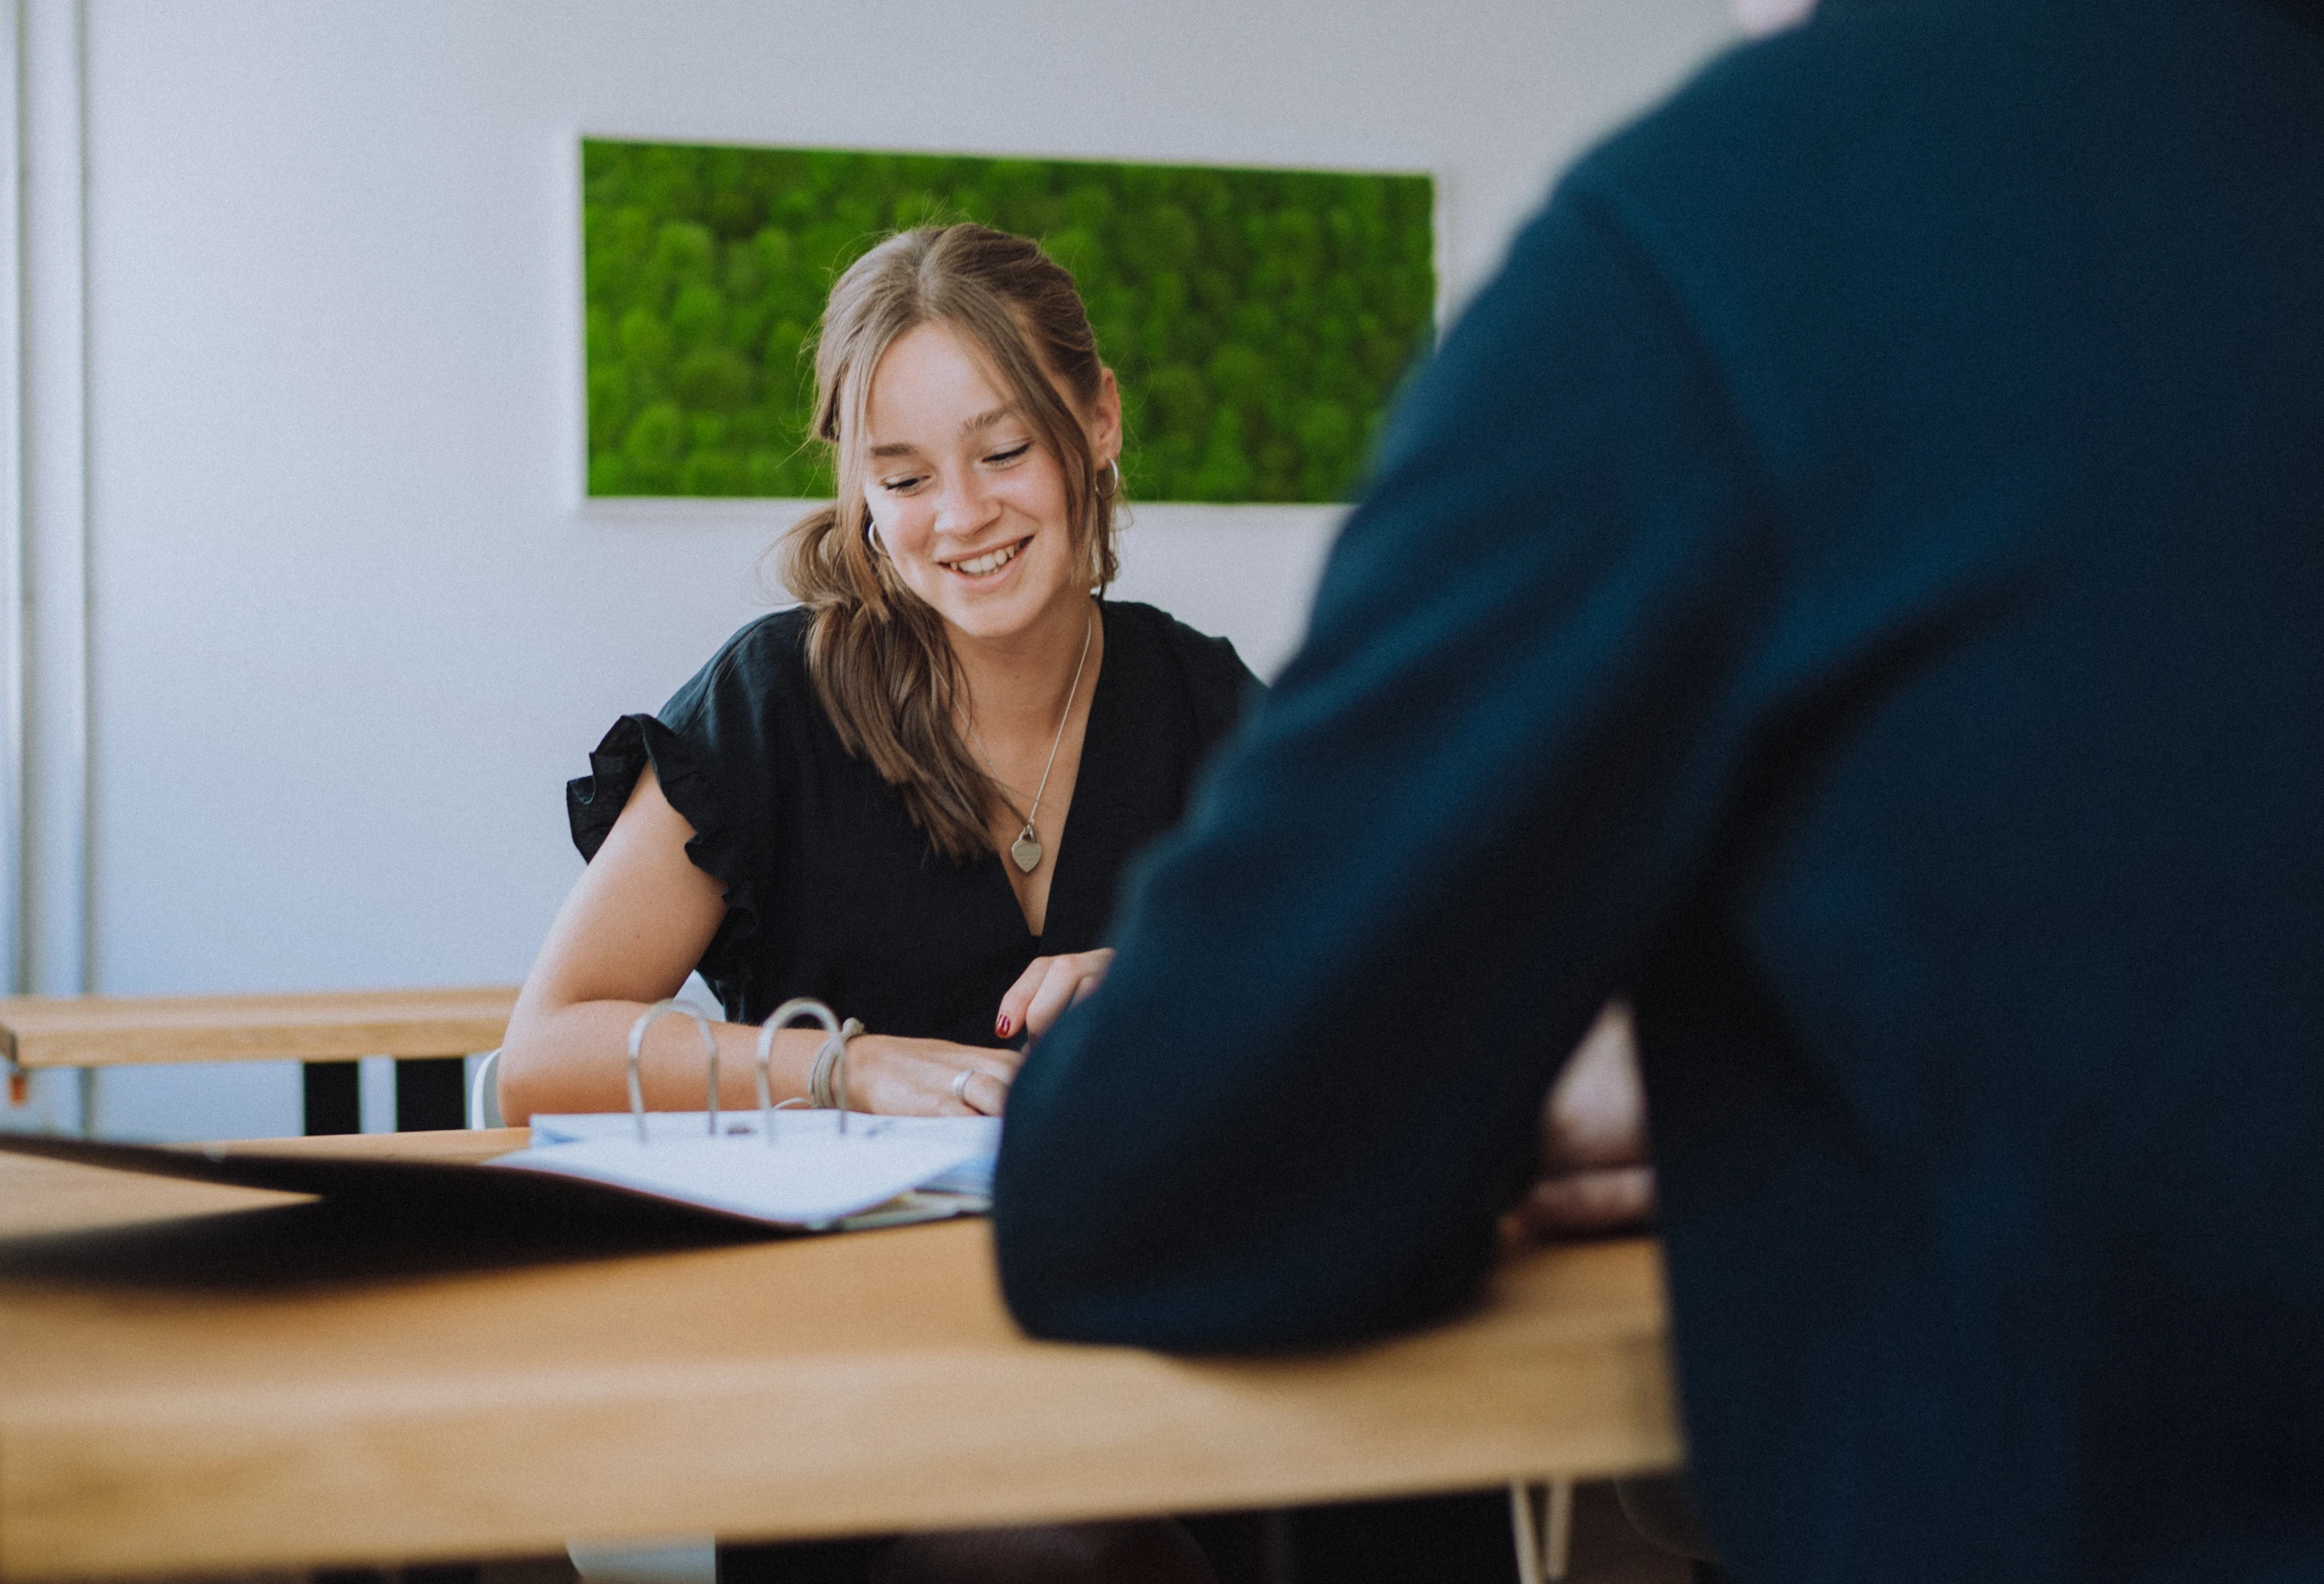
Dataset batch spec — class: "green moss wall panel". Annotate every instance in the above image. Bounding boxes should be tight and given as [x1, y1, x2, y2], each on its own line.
[582, 141, 1435, 504]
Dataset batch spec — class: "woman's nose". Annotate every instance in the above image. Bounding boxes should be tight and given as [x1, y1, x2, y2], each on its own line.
[933, 470, 998, 535]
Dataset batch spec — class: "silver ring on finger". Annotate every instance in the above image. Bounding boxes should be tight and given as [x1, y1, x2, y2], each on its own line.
[951, 1068, 975, 1104]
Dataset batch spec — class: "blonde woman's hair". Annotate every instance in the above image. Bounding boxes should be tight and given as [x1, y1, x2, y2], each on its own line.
[778, 224, 1121, 864]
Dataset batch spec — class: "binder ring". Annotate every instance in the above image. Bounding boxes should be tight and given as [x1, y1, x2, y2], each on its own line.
[761, 998, 848, 1136]
[625, 1001, 720, 1144]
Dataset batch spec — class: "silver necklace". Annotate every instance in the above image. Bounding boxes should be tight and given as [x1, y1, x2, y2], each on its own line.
[967, 609, 1093, 875]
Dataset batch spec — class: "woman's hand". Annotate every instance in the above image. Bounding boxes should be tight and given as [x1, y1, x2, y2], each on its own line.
[1505, 1003, 1657, 1239]
[996, 948, 1115, 1042]
[842, 1033, 1024, 1117]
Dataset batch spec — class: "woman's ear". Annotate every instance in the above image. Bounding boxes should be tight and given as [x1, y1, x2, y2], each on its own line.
[1090, 366, 1123, 466]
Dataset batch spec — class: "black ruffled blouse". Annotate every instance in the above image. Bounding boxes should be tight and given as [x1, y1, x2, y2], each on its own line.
[567, 600, 1257, 1048]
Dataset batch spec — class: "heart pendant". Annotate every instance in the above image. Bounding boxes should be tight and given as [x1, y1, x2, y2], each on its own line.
[1009, 828, 1042, 874]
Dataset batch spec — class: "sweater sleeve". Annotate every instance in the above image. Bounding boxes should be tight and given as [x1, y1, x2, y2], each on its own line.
[991, 185, 1781, 1351]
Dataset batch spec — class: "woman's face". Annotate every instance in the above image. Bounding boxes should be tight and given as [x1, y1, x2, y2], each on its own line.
[861, 319, 1118, 646]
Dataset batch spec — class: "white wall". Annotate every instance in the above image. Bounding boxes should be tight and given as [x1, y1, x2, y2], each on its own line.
[4, 0, 1732, 1140]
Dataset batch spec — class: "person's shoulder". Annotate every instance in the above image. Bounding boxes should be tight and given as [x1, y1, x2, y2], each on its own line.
[709, 605, 814, 671]
[1568, 0, 2034, 219]
[663, 606, 815, 726]
[1105, 599, 1261, 702]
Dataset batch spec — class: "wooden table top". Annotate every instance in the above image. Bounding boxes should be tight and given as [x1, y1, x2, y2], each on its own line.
[0, 1131, 1681, 1580]
[0, 986, 520, 1069]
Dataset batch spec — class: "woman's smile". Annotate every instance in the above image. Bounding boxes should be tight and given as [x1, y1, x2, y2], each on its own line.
[943, 536, 1030, 581]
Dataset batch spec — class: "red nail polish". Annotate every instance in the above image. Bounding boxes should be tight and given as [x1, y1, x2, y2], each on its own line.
[996, 1013, 1013, 1038]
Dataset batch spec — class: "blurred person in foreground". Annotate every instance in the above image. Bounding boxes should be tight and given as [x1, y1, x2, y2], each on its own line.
[991, 0, 2324, 1579]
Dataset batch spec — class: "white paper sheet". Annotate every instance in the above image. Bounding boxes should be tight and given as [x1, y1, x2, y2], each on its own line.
[527, 1110, 1000, 1196]
[490, 1131, 989, 1227]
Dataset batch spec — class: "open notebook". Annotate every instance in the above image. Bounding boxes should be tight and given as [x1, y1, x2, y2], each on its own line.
[0, 1110, 1002, 1234]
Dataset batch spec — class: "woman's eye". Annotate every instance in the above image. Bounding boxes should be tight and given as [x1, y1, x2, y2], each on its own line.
[985, 442, 1032, 466]
[880, 473, 927, 494]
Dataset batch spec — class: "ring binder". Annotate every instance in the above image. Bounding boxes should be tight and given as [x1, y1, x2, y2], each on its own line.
[625, 1001, 719, 1144]
[625, 999, 859, 1146]
[758, 999, 848, 1137]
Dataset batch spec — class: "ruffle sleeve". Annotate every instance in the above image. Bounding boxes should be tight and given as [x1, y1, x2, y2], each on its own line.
[565, 710, 764, 996]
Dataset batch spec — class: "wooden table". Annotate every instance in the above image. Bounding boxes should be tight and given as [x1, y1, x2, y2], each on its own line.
[0, 987, 518, 1071]
[0, 1131, 1681, 1580]
[0, 987, 520, 1134]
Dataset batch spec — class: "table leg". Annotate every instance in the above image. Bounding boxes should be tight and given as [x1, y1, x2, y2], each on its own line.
[303, 1060, 360, 1135]
[394, 1055, 466, 1131]
[1509, 1480, 1573, 1584]
[1261, 1509, 1295, 1584]
[305, 1056, 465, 1133]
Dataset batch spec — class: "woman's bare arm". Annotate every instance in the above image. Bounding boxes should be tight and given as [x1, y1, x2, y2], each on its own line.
[1506, 1003, 1657, 1237]
[497, 765, 1020, 1124]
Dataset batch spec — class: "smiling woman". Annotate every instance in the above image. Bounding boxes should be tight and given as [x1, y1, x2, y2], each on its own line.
[502, 222, 1254, 1123]
[498, 225, 1256, 1581]
[788, 226, 1126, 887]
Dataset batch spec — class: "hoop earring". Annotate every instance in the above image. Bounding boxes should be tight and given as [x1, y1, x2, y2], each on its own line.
[864, 518, 887, 557]
[1094, 457, 1121, 500]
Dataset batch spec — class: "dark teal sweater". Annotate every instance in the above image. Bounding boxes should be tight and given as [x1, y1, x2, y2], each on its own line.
[995, 2, 2324, 1578]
